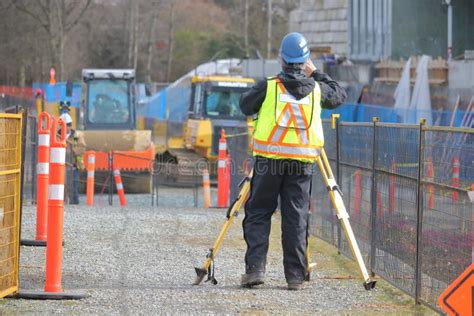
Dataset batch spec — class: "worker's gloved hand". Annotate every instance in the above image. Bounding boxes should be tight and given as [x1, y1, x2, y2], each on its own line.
[304, 58, 317, 78]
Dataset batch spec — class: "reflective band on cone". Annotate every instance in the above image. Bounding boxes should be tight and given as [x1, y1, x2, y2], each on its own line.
[45, 116, 67, 293]
[37, 163, 49, 175]
[36, 112, 52, 241]
[217, 129, 229, 208]
[86, 151, 95, 206]
[50, 148, 66, 164]
[38, 134, 50, 146]
[48, 185, 65, 200]
[113, 168, 127, 206]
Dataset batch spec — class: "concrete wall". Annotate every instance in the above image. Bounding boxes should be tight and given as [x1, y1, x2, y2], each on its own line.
[289, 0, 349, 56]
[452, 0, 474, 59]
[391, 0, 446, 59]
[448, 60, 474, 109]
[391, 0, 474, 59]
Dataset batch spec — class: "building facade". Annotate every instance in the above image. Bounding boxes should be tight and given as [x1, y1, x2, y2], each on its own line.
[289, 0, 474, 61]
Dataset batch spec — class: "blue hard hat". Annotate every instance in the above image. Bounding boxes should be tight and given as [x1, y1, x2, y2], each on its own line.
[279, 32, 310, 64]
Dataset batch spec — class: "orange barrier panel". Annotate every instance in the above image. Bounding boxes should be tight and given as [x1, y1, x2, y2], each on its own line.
[45, 117, 67, 293]
[389, 160, 396, 214]
[36, 112, 52, 242]
[202, 168, 211, 208]
[84, 145, 154, 172]
[353, 169, 361, 219]
[113, 169, 127, 206]
[452, 156, 460, 203]
[0, 85, 33, 99]
[217, 130, 228, 208]
[86, 151, 95, 206]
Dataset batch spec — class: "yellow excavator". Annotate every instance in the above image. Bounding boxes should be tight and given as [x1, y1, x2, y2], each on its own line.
[152, 75, 255, 182]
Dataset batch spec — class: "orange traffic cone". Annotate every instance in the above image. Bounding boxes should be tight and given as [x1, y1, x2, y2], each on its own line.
[113, 168, 127, 206]
[86, 151, 96, 206]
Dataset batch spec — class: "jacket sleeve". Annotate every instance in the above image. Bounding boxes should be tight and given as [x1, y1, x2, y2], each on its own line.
[311, 70, 347, 109]
[239, 80, 267, 116]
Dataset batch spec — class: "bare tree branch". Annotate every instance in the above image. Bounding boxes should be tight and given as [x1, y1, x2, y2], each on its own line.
[15, 2, 49, 32]
[36, 0, 50, 20]
[65, 1, 76, 18]
[65, 0, 91, 32]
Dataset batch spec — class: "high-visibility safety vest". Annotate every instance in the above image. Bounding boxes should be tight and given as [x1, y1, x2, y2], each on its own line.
[252, 77, 324, 163]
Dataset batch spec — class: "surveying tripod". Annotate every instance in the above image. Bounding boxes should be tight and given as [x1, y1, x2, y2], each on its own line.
[194, 148, 376, 290]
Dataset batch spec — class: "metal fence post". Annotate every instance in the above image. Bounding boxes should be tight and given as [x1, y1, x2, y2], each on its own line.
[31, 117, 38, 204]
[151, 171, 155, 207]
[369, 117, 380, 276]
[415, 119, 426, 304]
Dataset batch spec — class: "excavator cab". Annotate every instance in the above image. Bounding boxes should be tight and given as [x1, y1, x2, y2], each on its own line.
[185, 76, 255, 157]
[79, 69, 154, 193]
[81, 69, 136, 130]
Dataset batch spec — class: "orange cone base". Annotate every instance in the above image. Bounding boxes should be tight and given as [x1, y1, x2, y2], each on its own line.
[14, 290, 88, 300]
[20, 239, 47, 247]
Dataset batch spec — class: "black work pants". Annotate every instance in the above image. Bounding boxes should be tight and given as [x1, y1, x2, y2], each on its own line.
[243, 156, 314, 283]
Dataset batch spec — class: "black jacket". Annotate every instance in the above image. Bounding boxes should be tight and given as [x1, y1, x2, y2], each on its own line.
[239, 69, 347, 116]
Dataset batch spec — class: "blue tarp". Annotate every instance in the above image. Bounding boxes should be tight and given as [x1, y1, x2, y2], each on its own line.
[32, 81, 469, 128]
[32, 82, 82, 107]
[322, 103, 469, 127]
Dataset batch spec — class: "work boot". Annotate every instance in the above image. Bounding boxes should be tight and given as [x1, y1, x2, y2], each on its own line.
[287, 282, 303, 291]
[241, 272, 265, 288]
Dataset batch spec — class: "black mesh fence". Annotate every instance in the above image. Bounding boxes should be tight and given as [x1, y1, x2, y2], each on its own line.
[309, 119, 473, 313]
[1, 95, 37, 204]
[23, 116, 37, 204]
[419, 128, 473, 307]
[226, 127, 252, 202]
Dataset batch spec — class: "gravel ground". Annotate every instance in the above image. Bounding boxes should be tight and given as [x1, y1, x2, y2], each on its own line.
[1, 188, 432, 315]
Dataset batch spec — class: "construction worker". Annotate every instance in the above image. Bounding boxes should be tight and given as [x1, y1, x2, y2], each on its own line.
[239, 32, 347, 290]
[60, 104, 86, 204]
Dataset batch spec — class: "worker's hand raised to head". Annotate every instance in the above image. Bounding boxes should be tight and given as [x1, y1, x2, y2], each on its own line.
[304, 58, 317, 78]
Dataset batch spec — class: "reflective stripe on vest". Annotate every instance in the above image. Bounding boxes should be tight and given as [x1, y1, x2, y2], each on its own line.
[253, 139, 320, 159]
[252, 77, 323, 162]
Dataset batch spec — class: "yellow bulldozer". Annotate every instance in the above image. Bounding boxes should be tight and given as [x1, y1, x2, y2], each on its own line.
[79, 69, 154, 193]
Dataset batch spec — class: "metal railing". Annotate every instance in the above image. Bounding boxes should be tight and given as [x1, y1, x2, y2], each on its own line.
[310, 118, 473, 312]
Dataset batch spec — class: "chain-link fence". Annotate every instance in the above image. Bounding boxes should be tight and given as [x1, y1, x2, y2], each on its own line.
[309, 119, 473, 313]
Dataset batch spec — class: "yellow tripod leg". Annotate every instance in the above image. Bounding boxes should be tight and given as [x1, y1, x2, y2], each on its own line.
[316, 149, 376, 290]
[193, 169, 253, 285]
